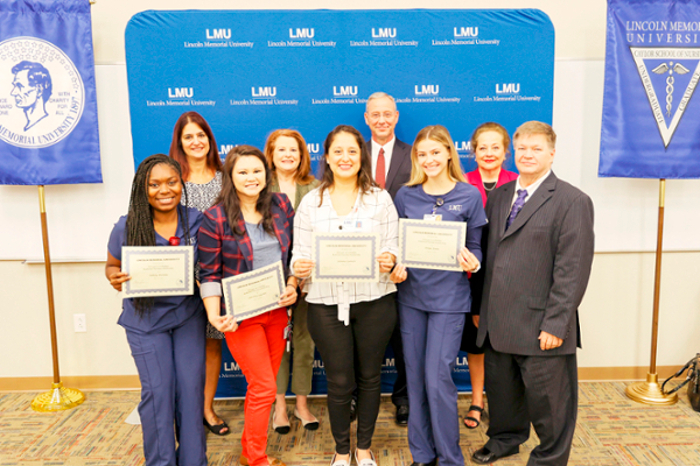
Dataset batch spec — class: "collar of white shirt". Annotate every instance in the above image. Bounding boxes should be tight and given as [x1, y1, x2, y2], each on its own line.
[513, 170, 551, 206]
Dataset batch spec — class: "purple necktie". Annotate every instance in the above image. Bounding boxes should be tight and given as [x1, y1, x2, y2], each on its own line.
[506, 189, 528, 230]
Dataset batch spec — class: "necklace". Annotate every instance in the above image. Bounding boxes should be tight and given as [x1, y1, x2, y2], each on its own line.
[483, 181, 497, 192]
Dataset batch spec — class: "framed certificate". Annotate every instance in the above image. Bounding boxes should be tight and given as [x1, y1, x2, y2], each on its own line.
[222, 261, 285, 321]
[398, 219, 466, 272]
[122, 246, 194, 298]
[311, 232, 380, 283]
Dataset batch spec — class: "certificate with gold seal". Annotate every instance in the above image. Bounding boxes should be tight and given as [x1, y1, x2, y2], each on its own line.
[398, 219, 466, 272]
[122, 246, 194, 298]
[222, 261, 285, 321]
[311, 232, 380, 282]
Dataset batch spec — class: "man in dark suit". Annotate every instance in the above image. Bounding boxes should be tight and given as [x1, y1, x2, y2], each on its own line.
[364, 91, 412, 425]
[472, 121, 594, 466]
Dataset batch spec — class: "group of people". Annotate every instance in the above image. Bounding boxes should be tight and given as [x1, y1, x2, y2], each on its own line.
[106, 91, 595, 466]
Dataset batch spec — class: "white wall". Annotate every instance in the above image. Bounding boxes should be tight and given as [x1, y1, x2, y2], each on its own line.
[2, 0, 698, 381]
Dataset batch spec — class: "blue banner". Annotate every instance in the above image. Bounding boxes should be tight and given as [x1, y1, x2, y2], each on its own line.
[216, 340, 474, 398]
[126, 9, 554, 398]
[125, 9, 554, 175]
[600, 0, 700, 179]
[0, 0, 101, 185]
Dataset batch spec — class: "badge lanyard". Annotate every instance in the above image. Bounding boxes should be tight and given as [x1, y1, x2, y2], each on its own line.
[424, 197, 444, 221]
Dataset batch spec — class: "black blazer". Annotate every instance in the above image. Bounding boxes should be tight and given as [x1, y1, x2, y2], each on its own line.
[476, 172, 595, 356]
[368, 138, 412, 200]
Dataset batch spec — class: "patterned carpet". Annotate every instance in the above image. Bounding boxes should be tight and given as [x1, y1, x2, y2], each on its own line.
[0, 382, 698, 465]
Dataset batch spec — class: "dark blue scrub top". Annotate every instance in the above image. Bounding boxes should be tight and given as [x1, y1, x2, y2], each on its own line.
[108, 207, 204, 333]
[394, 183, 487, 313]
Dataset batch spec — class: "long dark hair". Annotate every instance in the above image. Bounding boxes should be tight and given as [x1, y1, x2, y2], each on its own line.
[169, 111, 222, 181]
[317, 125, 377, 206]
[217, 145, 275, 237]
[125, 154, 190, 315]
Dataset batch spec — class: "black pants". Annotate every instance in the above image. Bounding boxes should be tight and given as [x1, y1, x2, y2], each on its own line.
[484, 342, 578, 466]
[307, 294, 396, 454]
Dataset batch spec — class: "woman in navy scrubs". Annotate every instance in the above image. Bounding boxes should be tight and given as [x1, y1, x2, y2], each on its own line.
[106, 154, 207, 466]
[391, 125, 487, 466]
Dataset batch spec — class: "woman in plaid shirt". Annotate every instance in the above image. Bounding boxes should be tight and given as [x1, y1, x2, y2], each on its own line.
[198, 145, 298, 466]
[291, 125, 399, 466]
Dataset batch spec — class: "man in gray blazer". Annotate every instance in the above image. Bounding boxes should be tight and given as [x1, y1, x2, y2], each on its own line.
[364, 91, 412, 425]
[472, 121, 594, 466]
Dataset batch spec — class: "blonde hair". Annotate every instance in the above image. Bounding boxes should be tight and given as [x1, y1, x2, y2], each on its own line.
[513, 121, 556, 149]
[470, 122, 511, 158]
[406, 125, 465, 186]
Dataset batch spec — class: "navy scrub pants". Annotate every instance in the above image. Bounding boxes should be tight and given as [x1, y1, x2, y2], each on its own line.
[399, 303, 465, 466]
[125, 311, 207, 466]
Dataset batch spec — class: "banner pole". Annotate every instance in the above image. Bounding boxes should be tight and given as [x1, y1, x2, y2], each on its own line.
[31, 185, 85, 412]
[625, 179, 677, 405]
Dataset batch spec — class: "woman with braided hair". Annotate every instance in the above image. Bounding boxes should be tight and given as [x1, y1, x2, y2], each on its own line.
[105, 154, 207, 466]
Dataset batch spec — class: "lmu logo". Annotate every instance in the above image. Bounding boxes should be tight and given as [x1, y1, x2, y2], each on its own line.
[220, 144, 236, 155]
[496, 83, 520, 94]
[206, 29, 231, 40]
[454, 141, 472, 153]
[289, 28, 315, 39]
[333, 86, 358, 97]
[307, 143, 320, 154]
[251, 87, 277, 98]
[415, 85, 439, 96]
[454, 27, 478, 38]
[168, 87, 193, 99]
[372, 28, 396, 38]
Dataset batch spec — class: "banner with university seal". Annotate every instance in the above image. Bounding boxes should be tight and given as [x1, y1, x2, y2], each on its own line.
[600, 0, 700, 179]
[0, 0, 101, 185]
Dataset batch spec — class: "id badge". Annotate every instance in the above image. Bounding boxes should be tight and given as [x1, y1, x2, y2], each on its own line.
[423, 214, 442, 221]
[341, 218, 366, 232]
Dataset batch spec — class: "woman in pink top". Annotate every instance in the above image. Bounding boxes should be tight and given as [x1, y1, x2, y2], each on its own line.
[461, 122, 518, 429]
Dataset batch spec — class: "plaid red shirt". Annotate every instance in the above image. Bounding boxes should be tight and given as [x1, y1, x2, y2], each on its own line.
[198, 192, 294, 284]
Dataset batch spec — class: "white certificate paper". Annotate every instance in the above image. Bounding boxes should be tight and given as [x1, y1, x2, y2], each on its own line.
[311, 232, 380, 283]
[122, 246, 194, 298]
[399, 219, 466, 271]
[222, 261, 285, 321]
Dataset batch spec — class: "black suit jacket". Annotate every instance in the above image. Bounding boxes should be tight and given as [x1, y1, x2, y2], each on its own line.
[476, 172, 595, 356]
[368, 138, 412, 200]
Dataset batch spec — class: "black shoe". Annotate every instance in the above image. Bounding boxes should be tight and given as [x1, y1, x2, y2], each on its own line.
[471, 446, 518, 465]
[349, 397, 357, 422]
[410, 460, 437, 466]
[395, 404, 409, 426]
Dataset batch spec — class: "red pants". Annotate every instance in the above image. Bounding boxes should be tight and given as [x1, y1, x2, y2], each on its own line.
[225, 308, 287, 466]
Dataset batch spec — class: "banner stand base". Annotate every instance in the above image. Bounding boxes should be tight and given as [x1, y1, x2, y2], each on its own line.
[625, 373, 678, 405]
[31, 382, 85, 412]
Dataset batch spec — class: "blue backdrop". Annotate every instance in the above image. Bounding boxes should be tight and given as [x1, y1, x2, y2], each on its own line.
[600, 0, 700, 179]
[125, 9, 555, 397]
[0, 0, 101, 185]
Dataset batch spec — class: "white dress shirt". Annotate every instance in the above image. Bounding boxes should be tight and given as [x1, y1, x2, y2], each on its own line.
[371, 136, 395, 181]
[512, 170, 552, 207]
[291, 186, 399, 324]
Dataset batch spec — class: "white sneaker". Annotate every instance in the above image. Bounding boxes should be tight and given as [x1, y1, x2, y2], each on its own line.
[354, 450, 377, 466]
[329, 453, 350, 466]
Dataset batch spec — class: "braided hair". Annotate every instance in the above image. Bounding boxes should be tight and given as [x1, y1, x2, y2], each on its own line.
[125, 154, 190, 315]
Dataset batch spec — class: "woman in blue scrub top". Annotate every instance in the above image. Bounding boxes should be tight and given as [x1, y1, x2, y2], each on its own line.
[106, 154, 207, 466]
[391, 125, 487, 466]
